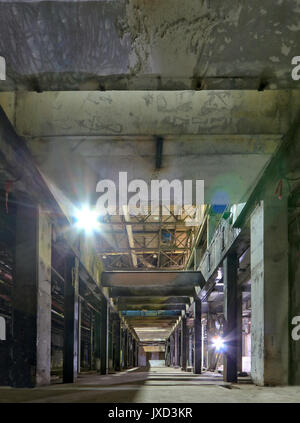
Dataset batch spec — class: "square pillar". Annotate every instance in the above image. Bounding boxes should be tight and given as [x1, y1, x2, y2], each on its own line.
[114, 316, 121, 371]
[78, 298, 82, 373]
[181, 316, 187, 371]
[136, 340, 139, 367]
[167, 338, 170, 366]
[223, 253, 238, 383]
[94, 311, 101, 371]
[236, 283, 243, 374]
[250, 200, 289, 385]
[175, 328, 179, 366]
[194, 298, 202, 374]
[100, 298, 109, 375]
[122, 329, 126, 368]
[63, 255, 79, 383]
[171, 334, 175, 366]
[128, 333, 132, 367]
[11, 202, 52, 387]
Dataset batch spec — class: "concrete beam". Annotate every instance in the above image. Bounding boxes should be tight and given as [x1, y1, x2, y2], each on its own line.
[8, 91, 296, 137]
[118, 304, 186, 311]
[110, 287, 196, 297]
[102, 271, 205, 288]
[116, 296, 191, 306]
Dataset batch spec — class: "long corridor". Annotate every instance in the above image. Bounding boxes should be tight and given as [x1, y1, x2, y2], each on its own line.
[1, 1, 300, 408]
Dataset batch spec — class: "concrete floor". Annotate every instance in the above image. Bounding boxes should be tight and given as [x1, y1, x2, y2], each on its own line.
[1, 367, 300, 403]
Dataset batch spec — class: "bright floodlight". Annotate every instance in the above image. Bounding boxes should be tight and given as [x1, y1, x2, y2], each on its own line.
[74, 206, 100, 233]
[212, 336, 225, 352]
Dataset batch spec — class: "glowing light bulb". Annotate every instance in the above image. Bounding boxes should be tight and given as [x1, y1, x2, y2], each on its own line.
[212, 336, 225, 352]
[74, 206, 100, 233]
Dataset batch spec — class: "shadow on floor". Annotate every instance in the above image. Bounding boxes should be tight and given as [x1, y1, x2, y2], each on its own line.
[0, 367, 252, 403]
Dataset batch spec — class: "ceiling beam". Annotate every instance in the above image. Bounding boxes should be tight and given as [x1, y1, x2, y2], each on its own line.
[110, 287, 196, 297]
[116, 296, 191, 305]
[118, 304, 186, 311]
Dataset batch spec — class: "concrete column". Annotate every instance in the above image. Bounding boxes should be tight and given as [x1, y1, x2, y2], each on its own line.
[135, 339, 138, 367]
[236, 283, 243, 374]
[223, 253, 238, 383]
[128, 333, 131, 367]
[123, 329, 128, 368]
[175, 328, 179, 367]
[181, 316, 187, 371]
[132, 338, 135, 367]
[206, 309, 215, 370]
[90, 317, 94, 370]
[11, 202, 52, 387]
[114, 317, 121, 371]
[63, 254, 79, 383]
[167, 338, 171, 366]
[132, 338, 137, 367]
[136, 340, 139, 367]
[78, 298, 82, 373]
[186, 328, 190, 368]
[100, 298, 109, 375]
[194, 298, 202, 374]
[171, 333, 175, 366]
[94, 311, 101, 371]
[128, 332, 131, 367]
[289, 215, 300, 385]
[108, 314, 113, 371]
[250, 200, 289, 386]
[189, 329, 193, 367]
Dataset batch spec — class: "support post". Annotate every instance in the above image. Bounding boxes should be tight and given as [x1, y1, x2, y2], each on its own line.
[124, 329, 128, 369]
[170, 334, 175, 366]
[181, 316, 187, 371]
[11, 202, 52, 387]
[94, 311, 101, 371]
[194, 298, 202, 374]
[223, 253, 238, 383]
[63, 255, 79, 383]
[236, 282, 243, 374]
[100, 297, 109, 375]
[78, 298, 81, 373]
[175, 328, 179, 367]
[115, 317, 121, 371]
[250, 199, 289, 385]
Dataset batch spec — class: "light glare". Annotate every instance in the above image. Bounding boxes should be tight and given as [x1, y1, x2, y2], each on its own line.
[75, 206, 100, 233]
[212, 336, 225, 352]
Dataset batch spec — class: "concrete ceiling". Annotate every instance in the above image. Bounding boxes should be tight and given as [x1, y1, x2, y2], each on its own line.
[0, 0, 300, 91]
